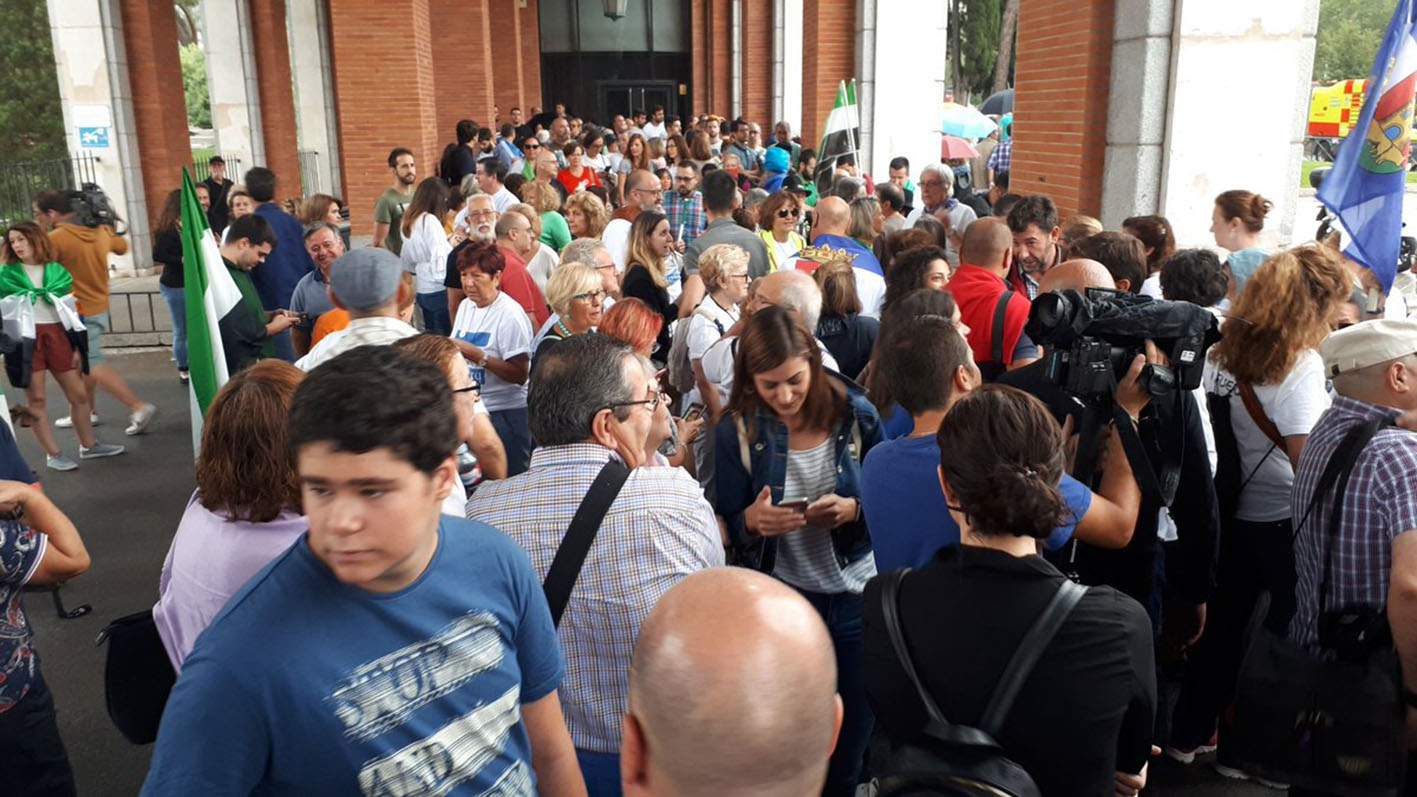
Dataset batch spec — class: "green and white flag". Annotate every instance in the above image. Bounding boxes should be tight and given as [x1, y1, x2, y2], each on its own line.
[814, 79, 860, 192]
[179, 168, 241, 451]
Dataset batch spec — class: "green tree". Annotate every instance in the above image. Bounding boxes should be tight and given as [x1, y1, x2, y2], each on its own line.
[180, 43, 211, 129]
[1314, 0, 1393, 82]
[947, 0, 1003, 102]
[0, 0, 66, 161]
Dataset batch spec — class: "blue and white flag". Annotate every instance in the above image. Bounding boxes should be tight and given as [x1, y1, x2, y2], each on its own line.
[1318, 0, 1417, 292]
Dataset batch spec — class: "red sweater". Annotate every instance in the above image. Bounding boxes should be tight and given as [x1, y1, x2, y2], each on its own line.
[948, 263, 1032, 366]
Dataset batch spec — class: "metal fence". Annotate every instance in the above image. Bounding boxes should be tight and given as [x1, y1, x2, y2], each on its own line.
[191, 155, 244, 184]
[0, 153, 99, 228]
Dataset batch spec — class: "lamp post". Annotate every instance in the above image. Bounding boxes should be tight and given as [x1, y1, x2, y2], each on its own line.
[604, 0, 628, 19]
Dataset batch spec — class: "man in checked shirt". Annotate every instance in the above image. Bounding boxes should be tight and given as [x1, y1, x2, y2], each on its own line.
[468, 333, 724, 797]
[1291, 319, 1417, 743]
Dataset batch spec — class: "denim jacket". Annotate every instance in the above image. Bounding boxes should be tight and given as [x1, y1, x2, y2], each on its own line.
[710, 373, 883, 574]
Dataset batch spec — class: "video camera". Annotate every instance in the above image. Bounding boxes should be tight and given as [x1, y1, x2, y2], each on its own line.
[1025, 289, 1221, 405]
[67, 183, 124, 233]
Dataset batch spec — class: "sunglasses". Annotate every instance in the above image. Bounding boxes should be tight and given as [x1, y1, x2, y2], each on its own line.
[524, 142, 541, 150]
[776, 207, 801, 219]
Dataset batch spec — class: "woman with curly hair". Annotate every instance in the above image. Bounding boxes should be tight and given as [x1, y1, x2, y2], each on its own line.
[1173, 244, 1350, 759]
[563, 190, 610, 240]
[881, 245, 950, 314]
[152, 360, 305, 671]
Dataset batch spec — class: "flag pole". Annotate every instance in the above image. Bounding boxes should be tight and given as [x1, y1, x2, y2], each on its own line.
[847, 79, 861, 174]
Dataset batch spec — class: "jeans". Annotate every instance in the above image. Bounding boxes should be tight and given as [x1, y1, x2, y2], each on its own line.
[796, 587, 873, 797]
[417, 292, 451, 336]
[0, 674, 77, 796]
[158, 283, 188, 370]
[269, 329, 295, 362]
[489, 406, 531, 476]
[576, 748, 622, 797]
[1171, 516, 1295, 750]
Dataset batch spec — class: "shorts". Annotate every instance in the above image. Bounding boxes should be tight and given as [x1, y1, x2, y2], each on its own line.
[32, 324, 77, 374]
[81, 311, 109, 366]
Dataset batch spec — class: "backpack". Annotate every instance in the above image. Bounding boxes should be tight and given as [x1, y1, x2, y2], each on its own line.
[666, 302, 726, 395]
[874, 569, 1086, 797]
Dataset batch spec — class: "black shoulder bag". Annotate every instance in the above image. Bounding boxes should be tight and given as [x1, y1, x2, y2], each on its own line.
[541, 458, 631, 626]
[96, 609, 177, 745]
[977, 290, 1016, 383]
[1222, 417, 1408, 795]
[875, 569, 1087, 796]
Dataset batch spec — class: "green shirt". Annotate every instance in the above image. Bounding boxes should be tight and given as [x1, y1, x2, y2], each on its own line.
[374, 188, 414, 256]
[540, 212, 572, 253]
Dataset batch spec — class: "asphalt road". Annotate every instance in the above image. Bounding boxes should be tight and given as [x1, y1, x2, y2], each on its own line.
[18, 349, 1271, 796]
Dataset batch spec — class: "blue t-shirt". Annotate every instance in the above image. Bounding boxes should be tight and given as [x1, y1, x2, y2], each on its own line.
[880, 403, 914, 440]
[142, 516, 563, 796]
[862, 434, 1091, 573]
[252, 203, 317, 311]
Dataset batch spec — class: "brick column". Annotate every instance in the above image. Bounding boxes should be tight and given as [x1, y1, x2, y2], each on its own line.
[691, 0, 708, 112]
[800, 0, 855, 147]
[1011, 0, 1115, 217]
[742, 0, 773, 126]
[489, 0, 525, 116]
[709, 0, 732, 115]
[430, 0, 494, 139]
[249, 0, 303, 200]
[118, 0, 190, 229]
[521, 0, 542, 111]
[328, 0, 440, 236]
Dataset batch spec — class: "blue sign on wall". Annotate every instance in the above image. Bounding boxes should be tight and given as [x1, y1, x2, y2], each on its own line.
[79, 127, 110, 148]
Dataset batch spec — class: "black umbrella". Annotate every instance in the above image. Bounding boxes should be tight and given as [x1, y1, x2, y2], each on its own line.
[979, 88, 1014, 116]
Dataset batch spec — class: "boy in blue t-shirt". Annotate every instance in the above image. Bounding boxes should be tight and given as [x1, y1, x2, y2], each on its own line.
[143, 346, 584, 796]
[862, 314, 1147, 573]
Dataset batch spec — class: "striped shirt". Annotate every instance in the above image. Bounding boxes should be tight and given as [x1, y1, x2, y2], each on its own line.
[774, 438, 876, 595]
[466, 443, 724, 752]
[1289, 396, 1417, 647]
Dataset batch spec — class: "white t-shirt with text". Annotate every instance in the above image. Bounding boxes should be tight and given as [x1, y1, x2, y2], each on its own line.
[451, 291, 533, 412]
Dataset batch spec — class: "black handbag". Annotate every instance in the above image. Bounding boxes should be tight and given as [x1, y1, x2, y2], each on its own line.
[874, 569, 1087, 796]
[1222, 417, 1408, 796]
[95, 608, 176, 745]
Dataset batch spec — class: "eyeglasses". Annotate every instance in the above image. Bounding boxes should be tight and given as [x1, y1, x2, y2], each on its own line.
[633, 188, 664, 198]
[920, 179, 946, 188]
[605, 392, 662, 413]
[572, 289, 606, 302]
[454, 384, 480, 396]
[726, 271, 751, 281]
[776, 207, 801, 219]
[468, 210, 497, 220]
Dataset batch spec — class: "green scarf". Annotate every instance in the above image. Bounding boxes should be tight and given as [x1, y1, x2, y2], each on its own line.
[225, 260, 276, 359]
[0, 262, 73, 306]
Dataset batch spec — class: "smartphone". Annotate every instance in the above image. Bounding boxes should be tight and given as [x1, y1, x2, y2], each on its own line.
[778, 497, 809, 513]
[683, 403, 706, 423]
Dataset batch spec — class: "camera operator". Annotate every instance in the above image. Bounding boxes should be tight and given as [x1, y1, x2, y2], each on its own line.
[997, 260, 1220, 655]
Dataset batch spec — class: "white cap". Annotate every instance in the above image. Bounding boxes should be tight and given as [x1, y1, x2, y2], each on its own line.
[1320, 318, 1417, 378]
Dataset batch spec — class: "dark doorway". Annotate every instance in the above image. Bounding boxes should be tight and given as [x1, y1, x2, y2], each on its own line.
[599, 81, 678, 124]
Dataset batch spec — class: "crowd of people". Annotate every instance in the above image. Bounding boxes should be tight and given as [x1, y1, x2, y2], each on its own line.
[1, 101, 1415, 797]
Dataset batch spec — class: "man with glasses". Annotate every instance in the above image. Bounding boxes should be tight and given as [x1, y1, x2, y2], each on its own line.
[906, 163, 978, 268]
[446, 194, 501, 323]
[468, 333, 722, 796]
[604, 169, 665, 270]
[664, 162, 707, 248]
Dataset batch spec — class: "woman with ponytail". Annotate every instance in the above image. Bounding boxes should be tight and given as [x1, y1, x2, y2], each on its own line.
[862, 385, 1155, 797]
[1210, 189, 1273, 302]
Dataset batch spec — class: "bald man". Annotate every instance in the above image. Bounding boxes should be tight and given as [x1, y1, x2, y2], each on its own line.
[603, 169, 667, 271]
[622, 569, 842, 797]
[950, 218, 1039, 378]
[1036, 258, 1116, 296]
[784, 196, 886, 315]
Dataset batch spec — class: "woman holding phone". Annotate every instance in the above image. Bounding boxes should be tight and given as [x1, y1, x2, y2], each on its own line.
[709, 306, 882, 797]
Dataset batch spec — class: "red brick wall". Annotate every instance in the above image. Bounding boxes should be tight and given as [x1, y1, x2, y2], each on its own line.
[1011, 0, 1115, 217]
[328, 0, 440, 236]
[430, 0, 495, 139]
[490, 0, 526, 117]
[249, 0, 304, 199]
[801, 0, 855, 147]
[119, 0, 191, 227]
[520, 0, 543, 111]
[742, 0, 772, 125]
[691, 0, 707, 112]
[709, 0, 732, 115]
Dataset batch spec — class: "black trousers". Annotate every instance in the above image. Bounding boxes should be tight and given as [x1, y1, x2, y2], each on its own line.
[0, 673, 77, 797]
[1171, 516, 1295, 750]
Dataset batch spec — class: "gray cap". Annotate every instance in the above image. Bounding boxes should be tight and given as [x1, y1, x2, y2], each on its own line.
[329, 248, 402, 311]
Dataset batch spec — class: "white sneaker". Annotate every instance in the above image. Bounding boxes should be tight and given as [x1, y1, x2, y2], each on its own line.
[45, 454, 78, 471]
[125, 404, 157, 436]
[55, 414, 101, 429]
[1214, 762, 1289, 789]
